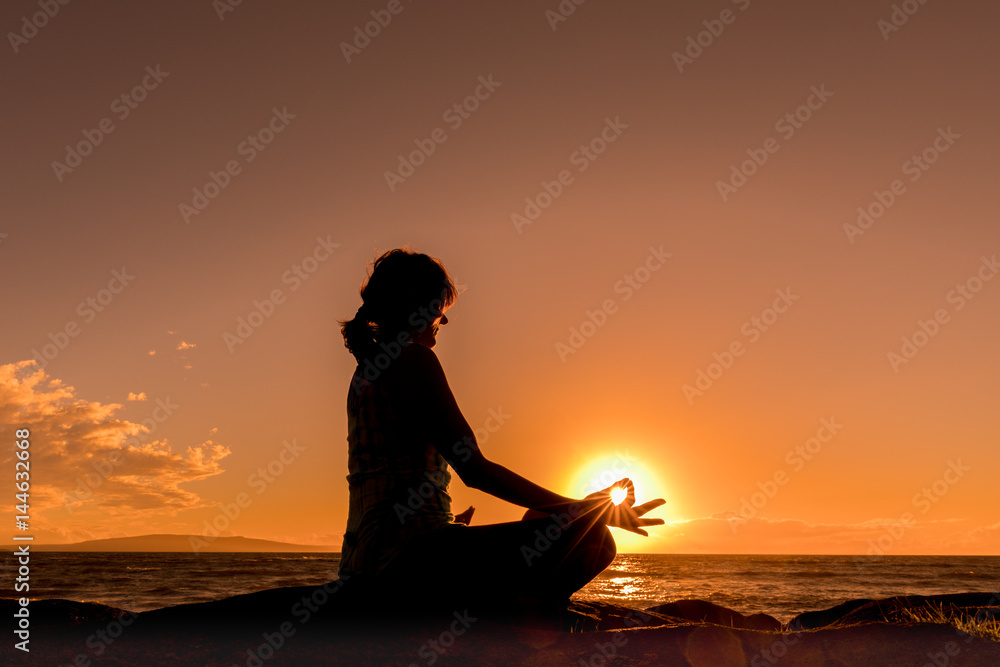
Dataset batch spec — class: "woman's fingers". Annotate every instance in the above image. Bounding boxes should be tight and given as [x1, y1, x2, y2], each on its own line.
[601, 478, 633, 497]
[626, 516, 663, 527]
[620, 522, 650, 537]
[579, 486, 665, 535]
[585, 478, 632, 503]
[624, 482, 637, 508]
[633, 498, 666, 516]
[605, 499, 666, 535]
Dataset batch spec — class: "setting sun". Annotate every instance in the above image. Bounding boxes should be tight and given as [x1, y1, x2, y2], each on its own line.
[568, 453, 667, 509]
[565, 451, 674, 553]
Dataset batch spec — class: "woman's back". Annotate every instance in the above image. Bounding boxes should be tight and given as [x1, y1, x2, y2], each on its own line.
[338, 345, 454, 579]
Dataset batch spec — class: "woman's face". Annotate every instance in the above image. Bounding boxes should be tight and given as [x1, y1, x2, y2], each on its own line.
[412, 311, 448, 348]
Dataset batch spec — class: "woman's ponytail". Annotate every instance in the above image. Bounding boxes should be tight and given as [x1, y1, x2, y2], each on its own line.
[340, 248, 458, 365]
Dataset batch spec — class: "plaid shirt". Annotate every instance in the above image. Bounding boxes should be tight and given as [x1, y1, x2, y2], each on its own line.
[338, 361, 454, 579]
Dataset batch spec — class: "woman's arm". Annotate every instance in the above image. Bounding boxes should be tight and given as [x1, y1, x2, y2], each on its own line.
[398, 344, 573, 511]
[459, 456, 576, 510]
[398, 344, 665, 533]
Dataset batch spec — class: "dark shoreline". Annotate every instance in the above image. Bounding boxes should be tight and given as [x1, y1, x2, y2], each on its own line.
[9, 550, 999, 622]
[3, 586, 998, 666]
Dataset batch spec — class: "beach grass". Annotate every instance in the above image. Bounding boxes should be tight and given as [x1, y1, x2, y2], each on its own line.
[900, 602, 1000, 643]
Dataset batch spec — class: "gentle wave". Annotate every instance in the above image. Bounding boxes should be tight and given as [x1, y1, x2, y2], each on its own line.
[3, 552, 998, 621]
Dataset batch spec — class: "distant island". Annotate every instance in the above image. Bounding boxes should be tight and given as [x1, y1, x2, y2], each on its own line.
[5, 534, 339, 553]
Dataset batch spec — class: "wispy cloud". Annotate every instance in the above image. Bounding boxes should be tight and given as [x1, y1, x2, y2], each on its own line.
[127, 392, 148, 401]
[0, 360, 230, 543]
[661, 513, 996, 554]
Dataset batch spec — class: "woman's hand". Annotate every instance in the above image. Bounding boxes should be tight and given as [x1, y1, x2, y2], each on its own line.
[453, 505, 475, 525]
[582, 478, 665, 536]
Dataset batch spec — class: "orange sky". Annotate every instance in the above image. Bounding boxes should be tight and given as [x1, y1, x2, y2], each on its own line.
[2, 1, 998, 555]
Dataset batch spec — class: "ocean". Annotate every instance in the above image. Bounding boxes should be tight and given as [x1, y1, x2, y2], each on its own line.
[4, 552, 998, 623]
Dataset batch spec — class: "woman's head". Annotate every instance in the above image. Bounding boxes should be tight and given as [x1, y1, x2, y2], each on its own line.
[341, 248, 458, 361]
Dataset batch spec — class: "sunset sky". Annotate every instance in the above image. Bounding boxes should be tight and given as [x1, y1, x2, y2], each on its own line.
[2, 0, 998, 555]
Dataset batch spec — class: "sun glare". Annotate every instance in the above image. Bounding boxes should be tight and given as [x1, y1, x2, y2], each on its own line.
[567, 450, 671, 521]
[566, 451, 672, 552]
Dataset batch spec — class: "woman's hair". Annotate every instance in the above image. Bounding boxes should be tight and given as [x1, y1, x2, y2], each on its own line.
[341, 248, 458, 363]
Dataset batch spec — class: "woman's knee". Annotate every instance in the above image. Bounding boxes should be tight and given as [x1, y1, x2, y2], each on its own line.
[518, 511, 615, 570]
[561, 521, 616, 568]
[595, 525, 616, 569]
[521, 508, 549, 521]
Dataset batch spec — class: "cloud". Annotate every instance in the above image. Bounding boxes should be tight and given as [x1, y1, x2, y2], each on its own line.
[657, 512, 999, 555]
[147, 350, 156, 356]
[176, 341, 196, 351]
[944, 520, 1000, 551]
[0, 360, 230, 542]
[127, 392, 148, 401]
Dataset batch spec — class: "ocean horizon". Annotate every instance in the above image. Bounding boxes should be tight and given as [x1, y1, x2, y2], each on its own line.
[4, 552, 997, 623]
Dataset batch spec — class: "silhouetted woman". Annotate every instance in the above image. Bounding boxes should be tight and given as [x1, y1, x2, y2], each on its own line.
[338, 248, 663, 606]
